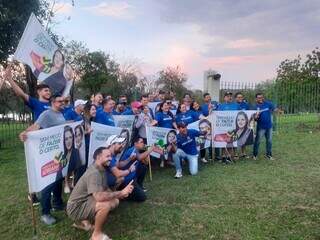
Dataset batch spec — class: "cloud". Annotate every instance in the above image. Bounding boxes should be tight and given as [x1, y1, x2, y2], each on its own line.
[225, 38, 273, 49]
[84, 1, 135, 19]
[53, 2, 73, 15]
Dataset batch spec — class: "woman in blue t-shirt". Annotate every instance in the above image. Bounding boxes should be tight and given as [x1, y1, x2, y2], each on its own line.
[155, 101, 177, 129]
[190, 100, 203, 121]
[176, 103, 195, 125]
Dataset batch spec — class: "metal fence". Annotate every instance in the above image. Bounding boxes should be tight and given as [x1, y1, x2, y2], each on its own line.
[220, 81, 320, 132]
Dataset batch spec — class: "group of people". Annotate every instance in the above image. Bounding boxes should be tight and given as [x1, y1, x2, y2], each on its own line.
[4, 67, 276, 240]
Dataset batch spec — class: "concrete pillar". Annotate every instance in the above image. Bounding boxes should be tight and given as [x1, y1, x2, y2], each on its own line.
[203, 70, 221, 102]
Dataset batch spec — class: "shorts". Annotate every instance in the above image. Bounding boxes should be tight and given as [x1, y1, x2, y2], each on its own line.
[66, 196, 96, 223]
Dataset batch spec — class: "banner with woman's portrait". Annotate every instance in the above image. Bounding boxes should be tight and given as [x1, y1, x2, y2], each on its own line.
[146, 126, 177, 158]
[14, 13, 74, 96]
[187, 117, 213, 150]
[24, 121, 85, 193]
[212, 111, 256, 148]
[113, 115, 135, 131]
[88, 122, 131, 166]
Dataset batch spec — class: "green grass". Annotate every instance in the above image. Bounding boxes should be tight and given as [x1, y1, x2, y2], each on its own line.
[1, 126, 320, 239]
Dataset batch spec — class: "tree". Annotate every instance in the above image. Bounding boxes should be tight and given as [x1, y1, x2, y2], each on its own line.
[76, 51, 119, 95]
[156, 66, 188, 99]
[275, 47, 320, 113]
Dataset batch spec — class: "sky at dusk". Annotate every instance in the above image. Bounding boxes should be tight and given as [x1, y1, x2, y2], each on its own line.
[52, 0, 320, 90]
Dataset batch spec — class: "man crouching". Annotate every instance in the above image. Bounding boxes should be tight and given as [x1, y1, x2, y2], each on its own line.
[66, 146, 134, 240]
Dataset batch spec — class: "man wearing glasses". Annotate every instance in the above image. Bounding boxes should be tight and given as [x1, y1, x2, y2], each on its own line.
[19, 93, 66, 225]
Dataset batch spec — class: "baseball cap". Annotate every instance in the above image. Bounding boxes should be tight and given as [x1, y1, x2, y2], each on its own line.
[74, 99, 87, 107]
[106, 135, 126, 147]
[131, 101, 142, 109]
[224, 91, 233, 97]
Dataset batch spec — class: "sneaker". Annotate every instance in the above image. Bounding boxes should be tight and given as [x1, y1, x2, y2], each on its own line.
[266, 155, 274, 160]
[40, 214, 56, 225]
[160, 160, 164, 168]
[64, 185, 71, 194]
[174, 171, 183, 179]
[252, 155, 258, 160]
[201, 158, 208, 163]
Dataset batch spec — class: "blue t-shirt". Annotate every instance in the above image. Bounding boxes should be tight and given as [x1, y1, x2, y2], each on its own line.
[95, 111, 115, 126]
[237, 101, 250, 110]
[217, 102, 240, 111]
[26, 97, 51, 121]
[64, 108, 83, 121]
[177, 129, 200, 155]
[201, 101, 219, 117]
[175, 111, 194, 125]
[119, 146, 139, 169]
[155, 111, 175, 129]
[253, 101, 275, 129]
[190, 110, 202, 121]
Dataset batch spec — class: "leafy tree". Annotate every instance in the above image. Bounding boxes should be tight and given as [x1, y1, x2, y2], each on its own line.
[156, 66, 188, 100]
[76, 51, 119, 95]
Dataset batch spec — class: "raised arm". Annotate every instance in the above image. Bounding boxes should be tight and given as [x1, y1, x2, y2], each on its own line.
[5, 66, 29, 102]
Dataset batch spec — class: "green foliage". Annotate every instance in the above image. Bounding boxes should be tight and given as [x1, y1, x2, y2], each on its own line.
[76, 51, 119, 95]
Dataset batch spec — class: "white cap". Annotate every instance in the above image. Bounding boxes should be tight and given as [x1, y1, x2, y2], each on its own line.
[106, 135, 126, 147]
[74, 99, 87, 108]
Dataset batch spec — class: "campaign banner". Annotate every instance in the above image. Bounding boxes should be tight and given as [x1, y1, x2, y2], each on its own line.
[212, 111, 256, 148]
[146, 126, 177, 158]
[24, 121, 85, 193]
[187, 117, 213, 150]
[88, 122, 131, 165]
[147, 102, 160, 116]
[113, 115, 135, 131]
[14, 13, 74, 96]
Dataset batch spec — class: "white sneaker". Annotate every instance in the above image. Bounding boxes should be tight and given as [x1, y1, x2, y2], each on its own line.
[64, 185, 71, 194]
[174, 171, 182, 179]
[252, 156, 258, 160]
[201, 158, 208, 163]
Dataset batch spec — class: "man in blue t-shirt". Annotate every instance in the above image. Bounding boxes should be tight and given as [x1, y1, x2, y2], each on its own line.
[217, 92, 241, 111]
[5, 67, 51, 121]
[235, 92, 250, 110]
[201, 93, 218, 117]
[64, 99, 87, 121]
[252, 93, 276, 160]
[105, 135, 147, 202]
[95, 99, 115, 126]
[171, 122, 200, 178]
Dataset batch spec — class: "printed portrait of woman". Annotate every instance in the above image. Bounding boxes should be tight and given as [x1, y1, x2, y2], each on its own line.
[32, 49, 72, 95]
[164, 130, 177, 161]
[55, 126, 80, 192]
[118, 128, 131, 161]
[74, 124, 85, 166]
[198, 119, 212, 149]
[234, 111, 254, 147]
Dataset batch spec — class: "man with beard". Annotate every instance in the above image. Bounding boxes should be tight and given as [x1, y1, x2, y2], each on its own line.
[105, 135, 146, 202]
[5, 66, 51, 121]
[67, 147, 134, 240]
[19, 94, 66, 225]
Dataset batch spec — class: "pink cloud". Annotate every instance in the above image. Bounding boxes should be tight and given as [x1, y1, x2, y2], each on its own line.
[225, 38, 273, 49]
[84, 1, 134, 19]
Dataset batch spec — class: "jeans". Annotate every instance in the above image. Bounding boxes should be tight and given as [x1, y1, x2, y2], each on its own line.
[172, 149, 198, 175]
[253, 128, 272, 157]
[40, 179, 63, 215]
